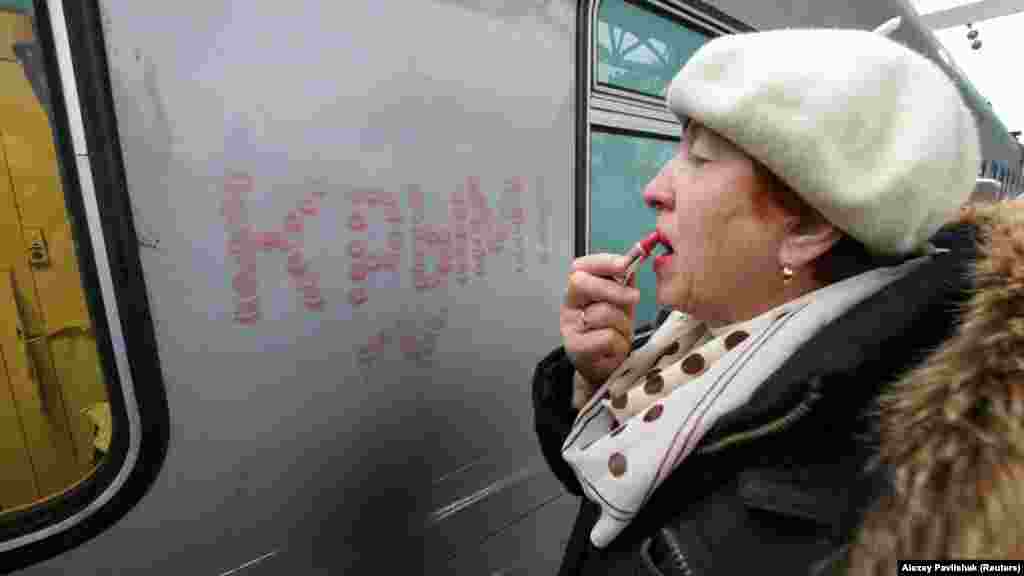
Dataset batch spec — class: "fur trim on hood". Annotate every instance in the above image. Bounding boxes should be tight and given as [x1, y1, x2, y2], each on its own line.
[847, 199, 1024, 572]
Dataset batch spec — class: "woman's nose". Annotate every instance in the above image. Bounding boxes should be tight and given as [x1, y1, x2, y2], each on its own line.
[643, 164, 673, 211]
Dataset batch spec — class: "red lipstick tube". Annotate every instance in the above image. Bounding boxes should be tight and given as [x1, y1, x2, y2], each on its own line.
[619, 231, 660, 285]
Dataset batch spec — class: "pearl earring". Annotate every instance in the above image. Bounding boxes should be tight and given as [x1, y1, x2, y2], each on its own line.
[781, 265, 794, 284]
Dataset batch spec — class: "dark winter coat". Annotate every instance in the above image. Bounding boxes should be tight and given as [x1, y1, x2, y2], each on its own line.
[532, 220, 982, 576]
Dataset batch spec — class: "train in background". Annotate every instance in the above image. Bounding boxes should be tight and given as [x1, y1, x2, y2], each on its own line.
[0, 0, 1020, 574]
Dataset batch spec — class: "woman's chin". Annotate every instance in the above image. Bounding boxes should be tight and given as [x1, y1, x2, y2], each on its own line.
[654, 283, 685, 312]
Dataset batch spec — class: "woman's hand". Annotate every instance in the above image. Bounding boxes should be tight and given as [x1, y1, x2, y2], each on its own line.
[561, 254, 641, 391]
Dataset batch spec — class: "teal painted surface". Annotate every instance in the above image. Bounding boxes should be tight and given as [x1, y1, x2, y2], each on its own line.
[596, 0, 708, 98]
[590, 130, 676, 328]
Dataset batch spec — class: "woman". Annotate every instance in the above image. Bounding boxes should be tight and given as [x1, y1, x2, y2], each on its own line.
[531, 23, 1018, 576]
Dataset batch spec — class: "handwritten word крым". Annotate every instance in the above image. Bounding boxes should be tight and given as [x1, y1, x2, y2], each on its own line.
[226, 173, 533, 324]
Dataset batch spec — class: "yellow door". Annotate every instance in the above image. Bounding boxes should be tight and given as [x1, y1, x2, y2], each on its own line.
[0, 76, 108, 474]
[0, 8, 111, 511]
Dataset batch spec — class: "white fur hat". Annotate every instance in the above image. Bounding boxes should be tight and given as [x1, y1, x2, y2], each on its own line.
[666, 25, 981, 256]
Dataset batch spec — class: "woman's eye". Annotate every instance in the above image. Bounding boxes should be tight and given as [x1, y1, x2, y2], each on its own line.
[689, 155, 708, 166]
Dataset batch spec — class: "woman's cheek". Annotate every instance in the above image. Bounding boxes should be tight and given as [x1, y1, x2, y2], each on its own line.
[661, 253, 689, 305]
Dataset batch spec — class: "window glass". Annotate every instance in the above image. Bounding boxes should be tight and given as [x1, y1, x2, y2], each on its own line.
[590, 129, 676, 329]
[596, 0, 708, 98]
[0, 3, 111, 515]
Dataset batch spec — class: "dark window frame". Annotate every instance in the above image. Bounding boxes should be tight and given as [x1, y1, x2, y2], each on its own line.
[0, 1, 168, 572]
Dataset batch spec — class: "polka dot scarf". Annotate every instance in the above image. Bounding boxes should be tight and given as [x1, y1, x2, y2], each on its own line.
[561, 253, 936, 548]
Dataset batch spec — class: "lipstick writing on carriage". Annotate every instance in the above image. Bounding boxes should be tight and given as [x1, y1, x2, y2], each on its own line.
[619, 231, 661, 285]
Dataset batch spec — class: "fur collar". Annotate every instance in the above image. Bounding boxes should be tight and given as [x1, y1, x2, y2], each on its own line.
[847, 200, 1024, 570]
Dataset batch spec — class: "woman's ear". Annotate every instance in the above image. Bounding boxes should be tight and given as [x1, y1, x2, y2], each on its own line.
[779, 216, 842, 269]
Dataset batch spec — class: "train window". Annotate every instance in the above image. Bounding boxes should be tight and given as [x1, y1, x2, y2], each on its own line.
[596, 0, 708, 98]
[590, 129, 676, 326]
[0, 0, 167, 570]
[581, 0, 751, 327]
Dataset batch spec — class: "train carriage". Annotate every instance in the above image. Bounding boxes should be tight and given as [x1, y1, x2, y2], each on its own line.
[0, 0, 1019, 574]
